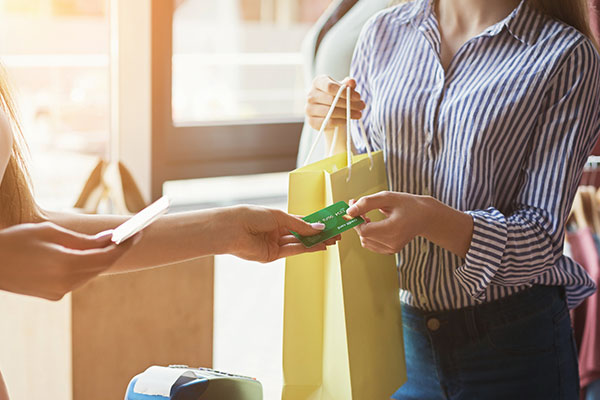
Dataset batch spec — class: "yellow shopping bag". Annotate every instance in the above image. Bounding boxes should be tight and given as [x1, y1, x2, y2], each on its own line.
[282, 86, 406, 400]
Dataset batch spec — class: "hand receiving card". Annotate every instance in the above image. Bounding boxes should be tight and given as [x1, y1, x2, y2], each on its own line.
[292, 201, 365, 248]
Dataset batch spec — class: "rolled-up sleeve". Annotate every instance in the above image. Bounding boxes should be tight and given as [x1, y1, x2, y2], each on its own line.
[455, 39, 600, 301]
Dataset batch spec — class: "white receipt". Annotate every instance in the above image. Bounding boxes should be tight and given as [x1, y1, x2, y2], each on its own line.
[112, 196, 170, 245]
[133, 366, 194, 396]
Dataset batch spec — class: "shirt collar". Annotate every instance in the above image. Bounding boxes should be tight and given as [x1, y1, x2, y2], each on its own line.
[390, 0, 429, 27]
[485, 0, 543, 46]
[394, 0, 542, 46]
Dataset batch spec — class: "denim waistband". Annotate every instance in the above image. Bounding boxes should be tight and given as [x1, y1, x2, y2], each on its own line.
[401, 285, 564, 343]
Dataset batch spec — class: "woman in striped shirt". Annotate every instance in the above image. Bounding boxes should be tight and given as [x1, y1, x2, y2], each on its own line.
[307, 0, 600, 398]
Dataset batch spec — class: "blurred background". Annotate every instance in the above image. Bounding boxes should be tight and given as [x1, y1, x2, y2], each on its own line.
[0, 0, 331, 399]
[0, 0, 329, 209]
[3, 1, 600, 400]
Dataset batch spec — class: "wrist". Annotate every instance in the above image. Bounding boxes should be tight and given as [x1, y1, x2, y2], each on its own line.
[415, 196, 473, 258]
[416, 195, 440, 240]
[200, 207, 235, 256]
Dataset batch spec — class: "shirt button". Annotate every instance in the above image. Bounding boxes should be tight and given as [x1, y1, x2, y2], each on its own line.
[427, 318, 440, 331]
[418, 294, 428, 305]
[420, 244, 428, 254]
[423, 187, 431, 196]
[426, 131, 433, 142]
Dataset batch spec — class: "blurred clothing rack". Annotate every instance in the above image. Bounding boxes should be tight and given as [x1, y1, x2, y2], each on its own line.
[567, 154, 600, 399]
[581, 155, 600, 187]
[586, 155, 600, 166]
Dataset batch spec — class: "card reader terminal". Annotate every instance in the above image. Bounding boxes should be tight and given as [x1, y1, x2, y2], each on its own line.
[125, 365, 263, 400]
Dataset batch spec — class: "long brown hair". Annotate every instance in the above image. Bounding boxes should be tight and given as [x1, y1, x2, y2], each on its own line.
[531, 0, 599, 50]
[389, 0, 599, 50]
[0, 66, 41, 227]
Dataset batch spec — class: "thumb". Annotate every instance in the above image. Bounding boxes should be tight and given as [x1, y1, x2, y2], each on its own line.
[347, 193, 388, 218]
[276, 211, 325, 236]
[71, 233, 142, 271]
[41, 223, 114, 250]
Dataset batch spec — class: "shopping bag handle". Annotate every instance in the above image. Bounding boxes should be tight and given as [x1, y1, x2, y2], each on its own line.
[303, 82, 374, 181]
[327, 127, 339, 158]
[303, 84, 346, 166]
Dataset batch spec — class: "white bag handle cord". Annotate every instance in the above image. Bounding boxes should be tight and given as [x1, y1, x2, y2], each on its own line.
[303, 83, 374, 181]
[327, 127, 339, 158]
[346, 86, 353, 181]
[303, 84, 346, 165]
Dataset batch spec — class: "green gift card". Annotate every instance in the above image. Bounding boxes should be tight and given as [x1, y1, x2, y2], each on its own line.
[292, 201, 365, 248]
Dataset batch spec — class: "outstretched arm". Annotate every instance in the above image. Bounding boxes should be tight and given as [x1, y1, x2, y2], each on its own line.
[347, 192, 473, 258]
[47, 205, 332, 273]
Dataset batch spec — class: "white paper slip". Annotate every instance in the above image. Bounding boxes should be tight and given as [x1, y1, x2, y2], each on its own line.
[133, 366, 196, 397]
[111, 196, 170, 245]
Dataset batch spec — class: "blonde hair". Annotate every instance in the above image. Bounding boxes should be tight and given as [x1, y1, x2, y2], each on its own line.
[0, 66, 41, 227]
[388, 0, 598, 51]
[530, 0, 599, 51]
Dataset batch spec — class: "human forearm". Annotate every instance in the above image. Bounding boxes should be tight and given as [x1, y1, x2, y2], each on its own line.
[347, 191, 473, 259]
[419, 196, 474, 259]
[46, 205, 332, 272]
[46, 209, 228, 273]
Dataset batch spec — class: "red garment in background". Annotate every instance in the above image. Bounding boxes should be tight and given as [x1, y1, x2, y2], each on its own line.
[568, 228, 600, 395]
[571, 6, 600, 396]
[589, 0, 600, 156]
[590, 0, 600, 43]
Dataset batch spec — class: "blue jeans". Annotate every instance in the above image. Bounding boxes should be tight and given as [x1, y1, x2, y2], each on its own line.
[586, 380, 600, 400]
[392, 286, 580, 400]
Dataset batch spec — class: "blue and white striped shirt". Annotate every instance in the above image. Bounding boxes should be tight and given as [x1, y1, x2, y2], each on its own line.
[350, 0, 600, 310]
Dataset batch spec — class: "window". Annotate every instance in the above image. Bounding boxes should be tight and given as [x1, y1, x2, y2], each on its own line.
[0, 0, 109, 210]
[146, 0, 330, 198]
[172, 0, 328, 123]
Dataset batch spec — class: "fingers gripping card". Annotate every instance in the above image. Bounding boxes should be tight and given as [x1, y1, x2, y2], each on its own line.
[292, 201, 365, 248]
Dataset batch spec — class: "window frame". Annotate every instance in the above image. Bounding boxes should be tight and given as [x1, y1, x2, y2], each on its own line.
[150, 0, 303, 199]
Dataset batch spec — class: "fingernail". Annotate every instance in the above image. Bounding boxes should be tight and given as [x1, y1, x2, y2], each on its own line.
[311, 222, 326, 230]
[347, 206, 356, 215]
